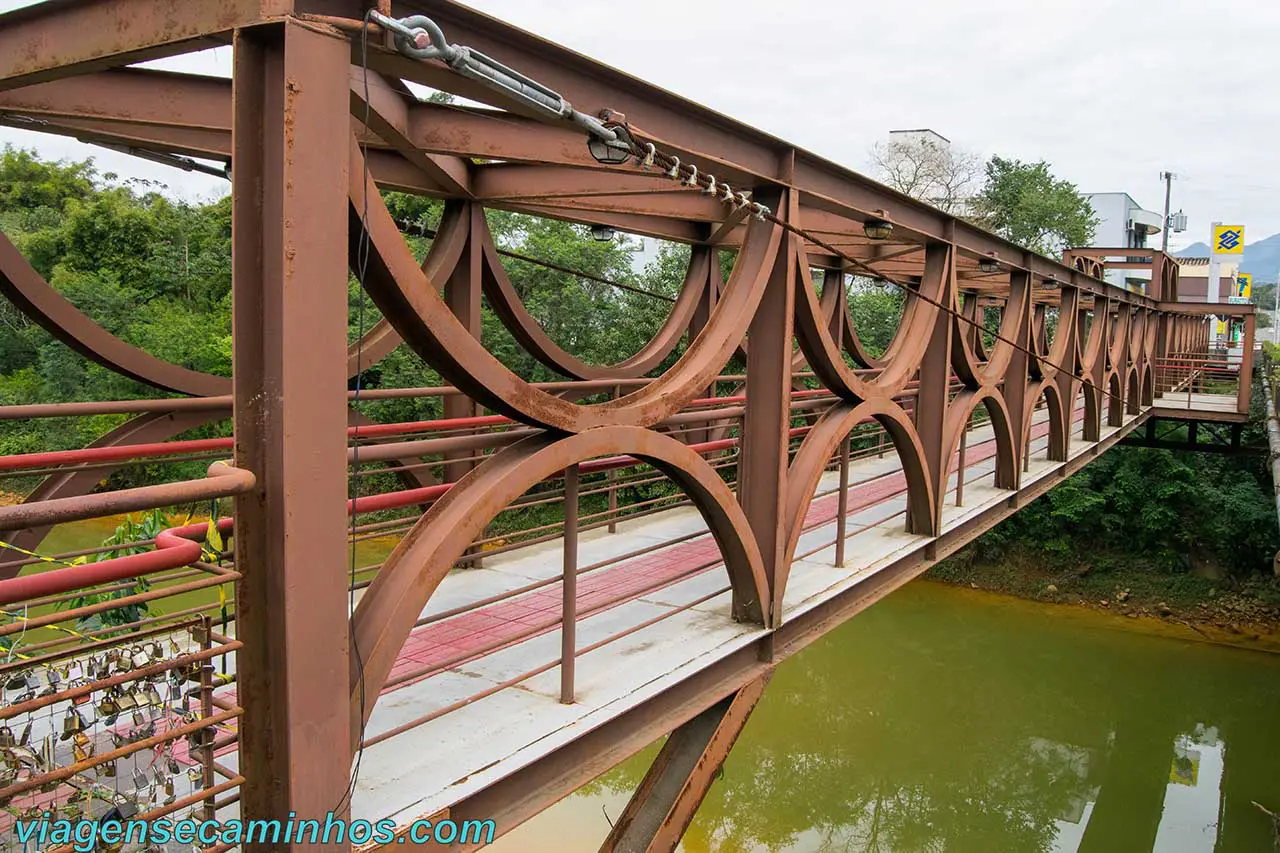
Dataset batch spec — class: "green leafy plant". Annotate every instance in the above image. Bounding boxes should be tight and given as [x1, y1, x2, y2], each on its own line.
[60, 509, 171, 632]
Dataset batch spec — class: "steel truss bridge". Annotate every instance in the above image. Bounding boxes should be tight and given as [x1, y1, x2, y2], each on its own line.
[0, 2, 1260, 850]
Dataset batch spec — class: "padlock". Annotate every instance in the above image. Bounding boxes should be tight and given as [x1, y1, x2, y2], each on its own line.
[46, 666, 61, 687]
[187, 766, 203, 784]
[144, 684, 163, 708]
[114, 688, 136, 712]
[60, 706, 87, 741]
[24, 670, 39, 690]
[131, 709, 146, 729]
[67, 661, 84, 681]
[98, 691, 120, 721]
[71, 732, 94, 763]
[111, 731, 127, 749]
[133, 768, 149, 790]
[3, 672, 25, 691]
[130, 646, 151, 669]
[0, 726, 14, 748]
[98, 759, 117, 778]
[167, 755, 180, 775]
[129, 687, 148, 709]
[149, 641, 165, 661]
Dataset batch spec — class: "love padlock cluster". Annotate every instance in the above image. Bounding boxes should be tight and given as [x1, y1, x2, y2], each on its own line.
[0, 620, 231, 833]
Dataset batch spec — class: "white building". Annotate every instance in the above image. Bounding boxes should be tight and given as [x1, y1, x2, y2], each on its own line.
[1082, 192, 1164, 290]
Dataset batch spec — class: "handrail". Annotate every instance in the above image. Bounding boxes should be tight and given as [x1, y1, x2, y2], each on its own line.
[0, 461, 251, 605]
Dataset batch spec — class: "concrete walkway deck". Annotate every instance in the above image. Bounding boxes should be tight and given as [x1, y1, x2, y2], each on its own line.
[202, 404, 1145, 835]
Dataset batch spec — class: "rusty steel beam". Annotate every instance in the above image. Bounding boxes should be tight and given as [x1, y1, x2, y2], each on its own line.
[0, 230, 231, 397]
[0, 0, 288, 90]
[599, 672, 770, 853]
[349, 66, 472, 196]
[474, 164, 696, 200]
[316, 0, 1155, 307]
[230, 21, 352, 845]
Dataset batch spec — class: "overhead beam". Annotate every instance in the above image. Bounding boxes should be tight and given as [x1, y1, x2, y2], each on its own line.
[0, 67, 230, 130]
[517, 192, 726, 222]
[498, 203, 703, 244]
[474, 164, 693, 200]
[0, 115, 232, 162]
[336, 0, 1156, 308]
[0, 0, 288, 91]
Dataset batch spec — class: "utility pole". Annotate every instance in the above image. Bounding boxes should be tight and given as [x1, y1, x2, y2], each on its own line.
[1160, 171, 1175, 252]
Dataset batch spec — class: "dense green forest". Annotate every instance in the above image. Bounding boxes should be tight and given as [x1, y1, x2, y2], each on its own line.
[1, 145, 1277, 582]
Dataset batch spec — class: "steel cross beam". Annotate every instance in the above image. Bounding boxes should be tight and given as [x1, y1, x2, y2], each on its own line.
[599, 673, 771, 853]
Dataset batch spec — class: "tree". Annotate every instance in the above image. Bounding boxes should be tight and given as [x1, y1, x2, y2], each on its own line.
[971, 156, 1098, 256]
[869, 134, 980, 215]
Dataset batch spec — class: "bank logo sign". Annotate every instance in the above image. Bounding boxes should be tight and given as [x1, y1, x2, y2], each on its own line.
[1213, 225, 1245, 255]
[1236, 273, 1252, 299]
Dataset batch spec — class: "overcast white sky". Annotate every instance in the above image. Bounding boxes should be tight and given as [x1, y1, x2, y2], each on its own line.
[2, 0, 1278, 250]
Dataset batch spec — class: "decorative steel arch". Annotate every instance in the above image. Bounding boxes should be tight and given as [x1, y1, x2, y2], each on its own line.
[348, 426, 770, 743]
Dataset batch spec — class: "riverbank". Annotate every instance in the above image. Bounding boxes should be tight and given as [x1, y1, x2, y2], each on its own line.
[927, 545, 1280, 653]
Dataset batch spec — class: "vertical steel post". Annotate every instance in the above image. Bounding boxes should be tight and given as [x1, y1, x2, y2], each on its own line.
[198, 615, 215, 822]
[912, 240, 954, 539]
[834, 436, 849, 567]
[561, 464, 579, 704]
[442, 202, 483, 484]
[954, 424, 967, 507]
[231, 22, 352, 843]
[608, 385, 620, 534]
[737, 184, 791, 623]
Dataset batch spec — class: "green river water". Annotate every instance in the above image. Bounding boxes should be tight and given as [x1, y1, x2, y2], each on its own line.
[489, 581, 1280, 853]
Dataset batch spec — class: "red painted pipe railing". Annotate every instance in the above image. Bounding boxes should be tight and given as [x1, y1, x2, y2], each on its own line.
[0, 463, 250, 604]
[0, 423, 831, 607]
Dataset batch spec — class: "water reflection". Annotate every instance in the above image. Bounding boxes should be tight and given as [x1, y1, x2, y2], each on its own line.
[491, 582, 1280, 852]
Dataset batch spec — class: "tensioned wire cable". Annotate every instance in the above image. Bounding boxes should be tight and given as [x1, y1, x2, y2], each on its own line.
[617, 133, 1199, 408]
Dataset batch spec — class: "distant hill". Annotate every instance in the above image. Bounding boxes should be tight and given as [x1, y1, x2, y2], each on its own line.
[1176, 232, 1280, 280]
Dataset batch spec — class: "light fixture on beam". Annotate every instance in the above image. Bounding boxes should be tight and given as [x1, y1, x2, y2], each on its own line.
[590, 224, 616, 242]
[978, 258, 1000, 274]
[863, 219, 893, 240]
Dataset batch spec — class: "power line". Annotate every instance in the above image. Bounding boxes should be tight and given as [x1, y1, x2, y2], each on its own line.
[394, 217, 677, 303]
